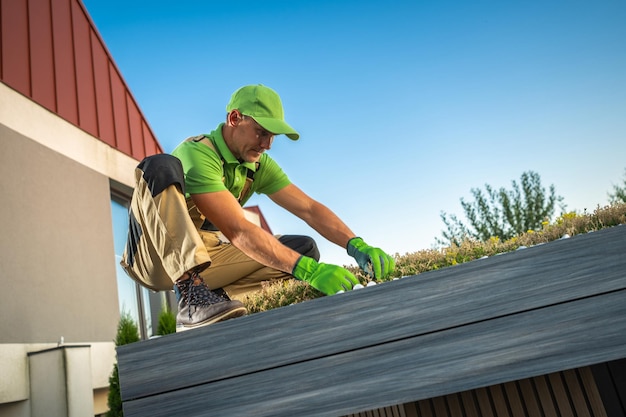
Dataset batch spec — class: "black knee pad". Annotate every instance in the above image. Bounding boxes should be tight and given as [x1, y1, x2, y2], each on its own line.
[137, 154, 185, 197]
[278, 235, 320, 261]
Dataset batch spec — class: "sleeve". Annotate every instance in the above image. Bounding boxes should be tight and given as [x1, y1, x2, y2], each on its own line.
[171, 141, 227, 195]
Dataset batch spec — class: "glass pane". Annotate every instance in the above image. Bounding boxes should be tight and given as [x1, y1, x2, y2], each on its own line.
[141, 287, 153, 338]
[110, 198, 141, 332]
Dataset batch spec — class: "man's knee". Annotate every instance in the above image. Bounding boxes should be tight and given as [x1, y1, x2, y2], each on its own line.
[278, 235, 320, 261]
[137, 154, 185, 197]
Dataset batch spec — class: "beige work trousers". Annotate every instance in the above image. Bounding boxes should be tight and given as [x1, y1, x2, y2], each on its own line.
[197, 229, 292, 300]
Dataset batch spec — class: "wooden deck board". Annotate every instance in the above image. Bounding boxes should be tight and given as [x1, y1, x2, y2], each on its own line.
[121, 288, 626, 416]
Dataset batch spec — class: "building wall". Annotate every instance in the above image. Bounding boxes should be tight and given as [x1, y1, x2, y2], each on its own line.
[0, 80, 136, 415]
[0, 124, 118, 342]
[0, 92, 122, 344]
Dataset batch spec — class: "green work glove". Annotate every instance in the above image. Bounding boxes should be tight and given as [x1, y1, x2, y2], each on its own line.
[347, 237, 395, 279]
[292, 256, 359, 295]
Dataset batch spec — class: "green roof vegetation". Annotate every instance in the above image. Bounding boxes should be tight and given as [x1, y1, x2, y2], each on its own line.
[243, 203, 626, 314]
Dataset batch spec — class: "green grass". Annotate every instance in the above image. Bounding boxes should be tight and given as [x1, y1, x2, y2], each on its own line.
[242, 203, 626, 314]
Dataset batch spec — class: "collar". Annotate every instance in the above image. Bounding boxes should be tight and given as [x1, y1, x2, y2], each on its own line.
[211, 123, 258, 172]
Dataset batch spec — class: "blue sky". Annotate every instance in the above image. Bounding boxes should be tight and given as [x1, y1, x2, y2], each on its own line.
[84, 0, 626, 266]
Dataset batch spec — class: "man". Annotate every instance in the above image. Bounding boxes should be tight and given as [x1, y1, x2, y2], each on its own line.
[168, 84, 395, 331]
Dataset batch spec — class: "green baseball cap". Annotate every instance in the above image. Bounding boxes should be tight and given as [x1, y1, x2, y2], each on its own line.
[226, 84, 300, 140]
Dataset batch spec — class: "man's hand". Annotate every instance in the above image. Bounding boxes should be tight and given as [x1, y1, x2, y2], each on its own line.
[347, 237, 395, 279]
[292, 256, 359, 295]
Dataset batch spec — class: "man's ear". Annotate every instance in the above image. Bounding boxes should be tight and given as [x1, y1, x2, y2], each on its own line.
[227, 110, 242, 127]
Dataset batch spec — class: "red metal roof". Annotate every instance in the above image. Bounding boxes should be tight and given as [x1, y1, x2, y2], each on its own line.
[243, 205, 273, 235]
[0, 0, 163, 161]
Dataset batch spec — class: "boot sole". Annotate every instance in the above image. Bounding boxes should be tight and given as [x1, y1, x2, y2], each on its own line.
[176, 306, 247, 332]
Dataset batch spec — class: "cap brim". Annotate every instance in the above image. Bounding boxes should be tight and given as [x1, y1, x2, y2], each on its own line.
[253, 116, 300, 141]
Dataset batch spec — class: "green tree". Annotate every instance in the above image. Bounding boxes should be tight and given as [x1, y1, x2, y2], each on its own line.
[608, 168, 626, 204]
[107, 312, 140, 417]
[439, 171, 565, 245]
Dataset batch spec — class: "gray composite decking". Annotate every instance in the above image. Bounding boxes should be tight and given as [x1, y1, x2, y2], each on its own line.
[117, 225, 626, 417]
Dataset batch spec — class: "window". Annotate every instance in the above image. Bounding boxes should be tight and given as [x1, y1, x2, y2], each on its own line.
[110, 194, 174, 339]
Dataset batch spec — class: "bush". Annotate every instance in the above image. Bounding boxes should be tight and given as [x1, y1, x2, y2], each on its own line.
[157, 308, 177, 335]
[107, 311, 140, 417]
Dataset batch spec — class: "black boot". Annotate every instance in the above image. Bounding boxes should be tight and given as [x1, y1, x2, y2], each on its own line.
[174, 272, 246, 332]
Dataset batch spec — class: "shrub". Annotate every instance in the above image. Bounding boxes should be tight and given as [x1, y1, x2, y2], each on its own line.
[107, 311, 140, 417]
[157, 308, 177, 335]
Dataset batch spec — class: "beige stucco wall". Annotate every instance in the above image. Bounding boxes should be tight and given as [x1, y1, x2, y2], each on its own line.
[0, 82, 138, 414]
[0, 82, 137, 343]
[0, 122, 120, 343]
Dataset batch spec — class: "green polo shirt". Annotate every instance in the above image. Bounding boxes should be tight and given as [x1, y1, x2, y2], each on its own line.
[171, 123, 291, 206]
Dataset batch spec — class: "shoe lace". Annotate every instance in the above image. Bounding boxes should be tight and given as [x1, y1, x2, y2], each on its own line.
[178, 271, 227, 319]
